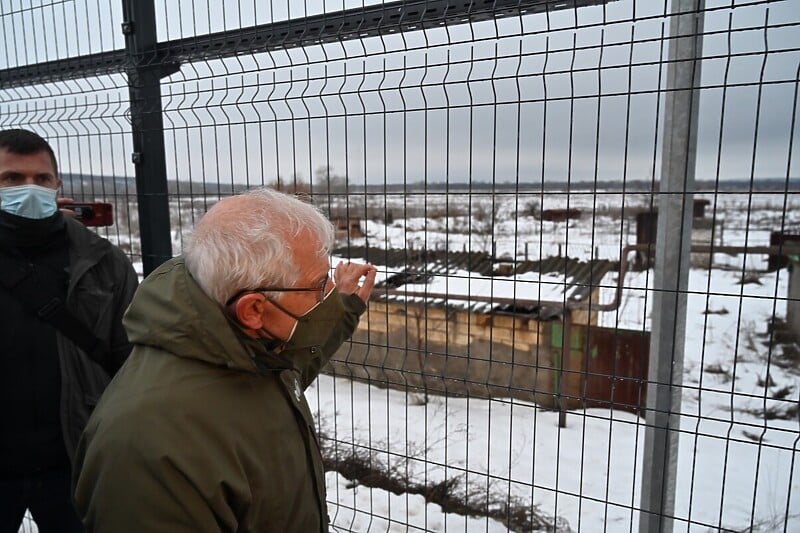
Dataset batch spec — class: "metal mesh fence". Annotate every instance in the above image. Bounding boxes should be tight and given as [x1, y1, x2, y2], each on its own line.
[2, 0, 799, 531]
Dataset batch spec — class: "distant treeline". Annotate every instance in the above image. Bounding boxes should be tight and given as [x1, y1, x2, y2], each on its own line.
[60, 174, 799, 197]
[384, 178, 800, 193]
[60, 174, 241, 197]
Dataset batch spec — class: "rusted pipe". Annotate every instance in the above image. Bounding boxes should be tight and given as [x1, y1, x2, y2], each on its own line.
[557, 310, 570, 428]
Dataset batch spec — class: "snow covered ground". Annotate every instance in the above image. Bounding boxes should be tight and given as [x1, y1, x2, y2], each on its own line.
[310, 268, 798, 531]
[310, 190, 799, 531]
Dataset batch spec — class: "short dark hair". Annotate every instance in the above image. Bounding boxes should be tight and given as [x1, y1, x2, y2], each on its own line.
[0, 129, 58, 176]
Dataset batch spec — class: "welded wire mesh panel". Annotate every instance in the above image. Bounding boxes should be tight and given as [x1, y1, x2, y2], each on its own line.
[0, 0, 123, 65]
[0, 2, 139, 271]
[155, 2, 799, 531]
[2, 0, 800, 532]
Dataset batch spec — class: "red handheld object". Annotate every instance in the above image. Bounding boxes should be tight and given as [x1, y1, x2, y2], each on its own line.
[61, 202, 114, 227]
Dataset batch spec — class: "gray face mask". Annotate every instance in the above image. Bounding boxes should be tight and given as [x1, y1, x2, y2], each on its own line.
[269, 287, 347, 353]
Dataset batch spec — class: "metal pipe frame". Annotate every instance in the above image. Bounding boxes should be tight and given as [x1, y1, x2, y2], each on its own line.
[0, 0, 610, 89]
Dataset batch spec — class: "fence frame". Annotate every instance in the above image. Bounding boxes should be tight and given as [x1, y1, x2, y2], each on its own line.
[3, 1, 784, 531]
[639, 1, 704, 532]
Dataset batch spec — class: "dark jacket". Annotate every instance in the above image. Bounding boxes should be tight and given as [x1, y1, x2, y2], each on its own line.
[58, 217, 139, 461]
[0, 215, 138, 466]
[73, 256, 366, 533]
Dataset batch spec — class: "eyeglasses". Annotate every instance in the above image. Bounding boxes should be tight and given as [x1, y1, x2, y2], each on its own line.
[225, 274, 329, 307]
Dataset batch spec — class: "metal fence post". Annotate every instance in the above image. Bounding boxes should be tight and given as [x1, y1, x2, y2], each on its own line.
[639, 2, 705, 532]
[122, 0, 177, 275]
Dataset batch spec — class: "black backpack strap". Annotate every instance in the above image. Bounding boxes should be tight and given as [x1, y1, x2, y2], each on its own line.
[0, 249, 112, 375]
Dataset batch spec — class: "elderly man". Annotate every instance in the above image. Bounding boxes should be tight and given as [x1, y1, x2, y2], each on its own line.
[73, 187, 376, 532]
[0, 129, 138, 533]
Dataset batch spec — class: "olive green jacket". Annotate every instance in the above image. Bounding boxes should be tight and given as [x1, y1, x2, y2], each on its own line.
[73, 257, 365, 532]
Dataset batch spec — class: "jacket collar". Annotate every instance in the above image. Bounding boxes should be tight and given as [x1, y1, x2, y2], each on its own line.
[123, 257, 297, 375]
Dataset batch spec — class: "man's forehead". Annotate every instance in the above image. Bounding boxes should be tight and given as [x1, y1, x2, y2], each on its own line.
[0, 148, 56, 172]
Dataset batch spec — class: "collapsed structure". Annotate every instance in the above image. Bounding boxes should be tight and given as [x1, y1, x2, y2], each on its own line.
[328, 248, 650, 415]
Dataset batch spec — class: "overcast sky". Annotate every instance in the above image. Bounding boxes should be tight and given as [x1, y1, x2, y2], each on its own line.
[0, 0, 798, 186]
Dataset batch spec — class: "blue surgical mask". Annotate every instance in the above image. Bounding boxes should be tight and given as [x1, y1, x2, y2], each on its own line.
[0, 184, 59, 219]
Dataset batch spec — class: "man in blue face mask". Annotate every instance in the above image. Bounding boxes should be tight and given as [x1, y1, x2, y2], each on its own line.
[0, 129, 139, 533]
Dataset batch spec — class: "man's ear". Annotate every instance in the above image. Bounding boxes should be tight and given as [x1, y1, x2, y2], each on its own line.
[233, 293, 266, 330]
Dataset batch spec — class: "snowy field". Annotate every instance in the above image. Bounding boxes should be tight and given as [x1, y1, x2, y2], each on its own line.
[18, 189, 799, 532]
[348, 191, 800, 269]
[310, 268, 798, 531]
[311, 190, 800, 531]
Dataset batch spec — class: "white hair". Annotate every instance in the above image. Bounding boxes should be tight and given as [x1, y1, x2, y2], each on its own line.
[184, 187, 335, 306]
